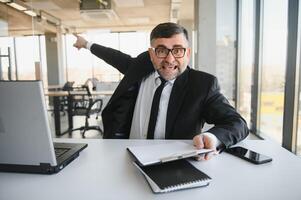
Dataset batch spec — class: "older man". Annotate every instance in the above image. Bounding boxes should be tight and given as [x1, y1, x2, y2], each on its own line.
[74, 22, 249, 160]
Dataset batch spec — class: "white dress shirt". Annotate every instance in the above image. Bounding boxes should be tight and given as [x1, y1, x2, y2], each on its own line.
[86, 42, 93, 50]
[130, 71, 174, 139]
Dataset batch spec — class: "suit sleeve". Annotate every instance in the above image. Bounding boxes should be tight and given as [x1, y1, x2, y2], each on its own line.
[203, 77, 249, 148]
[90, 43, 133, 74]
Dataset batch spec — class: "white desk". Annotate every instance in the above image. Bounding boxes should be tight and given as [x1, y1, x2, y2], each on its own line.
[1, 139, 301, 200]
[45, 90, 114, 96]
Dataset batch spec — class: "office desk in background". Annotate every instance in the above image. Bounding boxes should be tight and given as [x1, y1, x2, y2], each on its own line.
[46, 84, 64, 90]
[1, 139, 301, 200]
[45, 90, 114, 136]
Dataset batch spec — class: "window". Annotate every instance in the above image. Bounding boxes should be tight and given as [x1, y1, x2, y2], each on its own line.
[296, 1, 301, 155]
[237, 0, 255, 126]
[92, 32, 120, 82]
[259, 0, 288, 143]
[65, 31, 150, 84]
[216, 0, 237, 105]
[15, 36, 46, 81]
[65, 33, 94, 84]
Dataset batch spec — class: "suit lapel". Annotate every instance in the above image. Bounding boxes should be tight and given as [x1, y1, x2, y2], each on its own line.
[165, 69, 190, 138]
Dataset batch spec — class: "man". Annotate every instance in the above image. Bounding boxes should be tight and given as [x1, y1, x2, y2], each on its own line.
[73, 22, 249, 160]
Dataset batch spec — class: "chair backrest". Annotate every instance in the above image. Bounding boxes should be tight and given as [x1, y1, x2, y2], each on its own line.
[62, 81, 75, 91]
[81, 85, 92, 97]
[88, 99, 103, 116]
[71, 85, 103, 117]
[84, 78, 99, 91]
[69, 85, 88, 113]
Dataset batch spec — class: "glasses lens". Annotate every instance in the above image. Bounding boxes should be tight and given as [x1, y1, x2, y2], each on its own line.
[155, 47, 169, 58]
[171, 48, 185, 58]
[154, 47, 186, 58]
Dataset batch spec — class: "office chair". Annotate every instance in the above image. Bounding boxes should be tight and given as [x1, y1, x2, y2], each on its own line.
[49, 81, 74, 117]
[84, 78, 99, 91]
[69, 85, 103, 138]
[59, 81, 75, 115]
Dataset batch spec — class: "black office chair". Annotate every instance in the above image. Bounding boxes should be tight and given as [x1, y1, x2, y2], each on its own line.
[69, 85, 103, 138]
[59, 81, 75, 115]
[49, 81, 74, 117]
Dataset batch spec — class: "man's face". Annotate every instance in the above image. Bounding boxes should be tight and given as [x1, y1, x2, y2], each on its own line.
[148, 33, 191, 80]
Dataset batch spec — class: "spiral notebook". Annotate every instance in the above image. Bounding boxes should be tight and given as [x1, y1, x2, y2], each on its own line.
[134, 159, 211, 193]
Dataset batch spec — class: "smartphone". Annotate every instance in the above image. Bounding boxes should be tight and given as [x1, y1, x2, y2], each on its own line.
[225, 146, 272, 164]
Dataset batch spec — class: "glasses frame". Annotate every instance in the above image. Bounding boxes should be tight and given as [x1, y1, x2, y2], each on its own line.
[152, 47, 187, 58]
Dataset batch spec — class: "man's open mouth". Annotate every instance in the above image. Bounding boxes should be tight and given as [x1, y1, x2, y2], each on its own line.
[162, 65, 177, 70]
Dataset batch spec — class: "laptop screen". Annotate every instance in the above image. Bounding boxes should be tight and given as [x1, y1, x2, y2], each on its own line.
[0, 81, 57, 166]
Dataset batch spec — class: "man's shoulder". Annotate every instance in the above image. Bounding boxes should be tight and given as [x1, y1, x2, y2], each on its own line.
[186, 68, 220, 93]
[136, 51, 150, 61]
[188, 68, 217, 81]
[134, 51, 153, 68]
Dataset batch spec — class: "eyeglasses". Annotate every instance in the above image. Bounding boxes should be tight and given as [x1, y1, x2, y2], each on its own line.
[152, 47, 186, 58]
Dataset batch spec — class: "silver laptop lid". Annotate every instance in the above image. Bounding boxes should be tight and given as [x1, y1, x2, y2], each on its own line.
[0, 81, 57, 166]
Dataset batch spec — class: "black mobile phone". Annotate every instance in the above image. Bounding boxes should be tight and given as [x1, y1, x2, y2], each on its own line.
[225, 146, 272, 164]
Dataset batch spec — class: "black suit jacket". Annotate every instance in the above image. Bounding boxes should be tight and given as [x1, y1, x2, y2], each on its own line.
[91, 44, 249, 148]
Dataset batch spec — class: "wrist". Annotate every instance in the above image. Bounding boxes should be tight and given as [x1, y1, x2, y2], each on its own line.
[86, 41, 93, 50]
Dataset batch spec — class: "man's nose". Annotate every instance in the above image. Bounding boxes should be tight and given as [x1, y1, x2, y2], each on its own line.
[164, 51, 176, 62]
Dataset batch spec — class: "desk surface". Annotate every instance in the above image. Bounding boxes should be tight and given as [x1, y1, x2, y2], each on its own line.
[1, 139, 301, 200]
[45, 84, 64, 90]
[45, 90, 114, 96]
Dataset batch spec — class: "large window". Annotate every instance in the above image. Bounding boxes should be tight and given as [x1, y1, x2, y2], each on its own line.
[259, 0, 288, 143]
[65, 31, 149, 85]
[216, 0, 237, 105]
[237, 0, 301, 154]
[237, 0, 255, 126]
[65, 33, 94, 84]
[296, 1, 301, 155]
[15, 36, 47, 82]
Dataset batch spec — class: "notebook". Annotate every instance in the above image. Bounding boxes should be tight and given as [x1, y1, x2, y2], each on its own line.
[127, 142, 214, 166]
[134, 159, 211, 193]
[0, 81, 87, 174]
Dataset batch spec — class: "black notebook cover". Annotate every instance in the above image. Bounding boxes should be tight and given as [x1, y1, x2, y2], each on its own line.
[134, 159, 211, 193]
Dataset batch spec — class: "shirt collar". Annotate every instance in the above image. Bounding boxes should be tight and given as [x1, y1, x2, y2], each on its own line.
[154, 71, 176, 85]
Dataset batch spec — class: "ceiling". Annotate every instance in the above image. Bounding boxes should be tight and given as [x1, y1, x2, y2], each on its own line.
[0, 0, 194, 36]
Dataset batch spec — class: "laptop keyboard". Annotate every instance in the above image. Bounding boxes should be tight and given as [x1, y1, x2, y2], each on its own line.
[54, 148, 69, 158]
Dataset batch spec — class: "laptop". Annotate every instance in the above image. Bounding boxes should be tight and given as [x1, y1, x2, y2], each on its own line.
[0, 81, 87, 174]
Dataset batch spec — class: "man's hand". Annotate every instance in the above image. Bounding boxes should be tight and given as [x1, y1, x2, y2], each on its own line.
[193, 134, 218, 161]
[73, 33, 88, 50]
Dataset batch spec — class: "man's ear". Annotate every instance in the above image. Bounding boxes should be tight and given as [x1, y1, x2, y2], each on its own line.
[148, 48, 154, 62]
[186, 47, 191, 59]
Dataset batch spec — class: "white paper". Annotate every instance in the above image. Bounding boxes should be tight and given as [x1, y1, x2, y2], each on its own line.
[128, 141, 214, 166]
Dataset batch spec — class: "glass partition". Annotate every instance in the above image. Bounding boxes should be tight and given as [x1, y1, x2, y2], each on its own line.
[0, 1, 47, 83]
